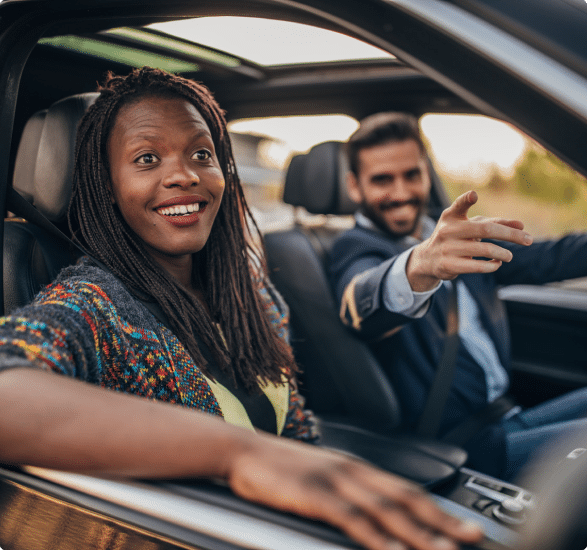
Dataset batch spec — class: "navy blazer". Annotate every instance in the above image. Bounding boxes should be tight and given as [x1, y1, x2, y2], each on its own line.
[329, 222, 587, 473]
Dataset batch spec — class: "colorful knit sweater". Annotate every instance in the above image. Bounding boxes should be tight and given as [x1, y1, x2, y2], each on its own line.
[0, 259, 318, 442]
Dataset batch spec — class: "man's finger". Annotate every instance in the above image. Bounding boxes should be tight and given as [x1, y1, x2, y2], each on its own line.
[471, 216, 525, 232]
[449, 220, 533, 246]
[444, 190, 478, 219]
[494, 218, 525, 231]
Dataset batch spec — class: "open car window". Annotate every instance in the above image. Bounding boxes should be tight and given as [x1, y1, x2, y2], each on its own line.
[230, 111, 587, 246]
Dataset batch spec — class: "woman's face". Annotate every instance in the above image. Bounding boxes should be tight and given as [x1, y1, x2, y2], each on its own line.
[107, 95, 225, 274]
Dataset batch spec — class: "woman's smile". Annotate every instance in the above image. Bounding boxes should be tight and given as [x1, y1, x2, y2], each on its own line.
[155, 194, 208, 226]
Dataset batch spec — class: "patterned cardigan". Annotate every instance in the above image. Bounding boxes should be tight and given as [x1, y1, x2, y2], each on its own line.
[0, 259, 318, 442]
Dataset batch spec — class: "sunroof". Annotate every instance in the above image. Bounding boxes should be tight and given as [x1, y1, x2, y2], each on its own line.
[101, 28, 242, 68]
[148, 16, 394, 66]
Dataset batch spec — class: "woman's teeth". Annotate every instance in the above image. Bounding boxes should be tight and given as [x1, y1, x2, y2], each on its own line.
[158, 203, 201, 216]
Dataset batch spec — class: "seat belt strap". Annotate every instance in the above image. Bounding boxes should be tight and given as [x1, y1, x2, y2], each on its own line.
[416, 281, 460, 438]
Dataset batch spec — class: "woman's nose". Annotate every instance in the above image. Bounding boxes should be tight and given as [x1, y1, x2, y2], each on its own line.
[162, 157, 200, 188]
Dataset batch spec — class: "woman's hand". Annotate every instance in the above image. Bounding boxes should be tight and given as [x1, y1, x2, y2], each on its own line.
[226, 433, 484, 550]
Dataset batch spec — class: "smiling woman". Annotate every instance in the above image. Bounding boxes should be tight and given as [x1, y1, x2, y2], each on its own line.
[0, 66, 483, 550]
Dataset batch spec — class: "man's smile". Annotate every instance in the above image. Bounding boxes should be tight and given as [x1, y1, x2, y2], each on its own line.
[378, 197, 422, 211]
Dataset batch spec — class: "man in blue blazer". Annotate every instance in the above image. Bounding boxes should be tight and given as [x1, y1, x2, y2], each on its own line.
[328, 112, 587, 479]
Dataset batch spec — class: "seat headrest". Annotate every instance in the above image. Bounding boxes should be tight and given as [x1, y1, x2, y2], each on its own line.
[13, 93, 99, 222]
[283, 141, 357, 216]
[13, 110, 47, 203]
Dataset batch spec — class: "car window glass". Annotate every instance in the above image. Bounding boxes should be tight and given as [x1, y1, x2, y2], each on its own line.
[232, 112, 587, 293]
[422, 114, 587, 240]
[228, 114, 358, 230]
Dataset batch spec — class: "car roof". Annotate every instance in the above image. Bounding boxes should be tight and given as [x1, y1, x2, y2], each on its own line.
[1, 0, 587, 179]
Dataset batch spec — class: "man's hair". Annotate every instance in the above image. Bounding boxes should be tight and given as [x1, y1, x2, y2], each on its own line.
[69, 67, 297, 390]
[346, 112, 425, 175]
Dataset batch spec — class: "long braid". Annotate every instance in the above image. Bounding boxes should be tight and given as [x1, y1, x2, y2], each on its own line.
[69, 67, 297, 390]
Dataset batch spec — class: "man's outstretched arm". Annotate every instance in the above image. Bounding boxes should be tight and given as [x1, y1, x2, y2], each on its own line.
[337, 191, 533, 339]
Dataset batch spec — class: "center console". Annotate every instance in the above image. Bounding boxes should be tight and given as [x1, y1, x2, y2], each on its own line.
[317, 419, 535, 547]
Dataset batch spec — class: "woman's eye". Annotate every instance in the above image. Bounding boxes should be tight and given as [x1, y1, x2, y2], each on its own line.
[193, 149, 212, 161]
[136, 153, 158, 165]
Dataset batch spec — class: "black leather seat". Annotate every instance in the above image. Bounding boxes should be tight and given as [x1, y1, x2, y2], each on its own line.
[265, 141, 470, 483]
[265, 140, 450, 433]
[265, 141, 403, 431]
[3, 93, 98, 315]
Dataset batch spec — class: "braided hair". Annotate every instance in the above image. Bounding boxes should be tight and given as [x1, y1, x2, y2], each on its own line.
[68, 67, 297, 390]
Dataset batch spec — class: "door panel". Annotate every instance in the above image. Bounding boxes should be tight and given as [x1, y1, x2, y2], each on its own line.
[500, 284, 587, 407]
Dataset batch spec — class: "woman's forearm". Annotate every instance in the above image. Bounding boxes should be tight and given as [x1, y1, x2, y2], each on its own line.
[0, 367, 253, 479]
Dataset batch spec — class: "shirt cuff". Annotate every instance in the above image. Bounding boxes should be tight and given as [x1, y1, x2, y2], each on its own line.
[382, 247, 441, 317]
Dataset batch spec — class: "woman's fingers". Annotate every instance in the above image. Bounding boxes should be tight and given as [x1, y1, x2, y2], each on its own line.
[228, 439, 484, 550]
[301, 465, 482, 550]
[335, 464, 484, 548]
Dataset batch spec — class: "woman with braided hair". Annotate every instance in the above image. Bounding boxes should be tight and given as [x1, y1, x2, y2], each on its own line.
[0, 67, 482, 550]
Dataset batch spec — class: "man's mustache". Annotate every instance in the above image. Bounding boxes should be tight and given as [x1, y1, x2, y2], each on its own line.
[378, 198, 422, 211]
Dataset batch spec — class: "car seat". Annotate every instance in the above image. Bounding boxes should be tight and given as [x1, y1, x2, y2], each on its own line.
[3, 93, 98, 315]
[264, 142, 404, 431]
[264, 140, 450, 433]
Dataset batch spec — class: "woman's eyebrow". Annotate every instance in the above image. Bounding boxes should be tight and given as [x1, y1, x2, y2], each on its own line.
[129, 126, 212, 141]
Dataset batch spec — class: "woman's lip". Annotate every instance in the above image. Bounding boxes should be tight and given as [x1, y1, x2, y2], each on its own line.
[154, 195, 207, 209]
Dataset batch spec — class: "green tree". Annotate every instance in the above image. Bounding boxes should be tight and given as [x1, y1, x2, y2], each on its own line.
[513, 145, 585, 204]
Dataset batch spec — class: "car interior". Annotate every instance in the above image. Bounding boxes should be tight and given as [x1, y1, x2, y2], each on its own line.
[2, 51, 527, 550]
[2, 1, 587, 549]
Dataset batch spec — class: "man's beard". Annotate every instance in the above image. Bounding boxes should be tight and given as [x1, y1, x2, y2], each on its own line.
[361, 197, 426, 239]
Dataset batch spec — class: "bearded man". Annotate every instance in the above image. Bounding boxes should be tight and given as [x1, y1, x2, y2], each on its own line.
[328, 112, 587, 480]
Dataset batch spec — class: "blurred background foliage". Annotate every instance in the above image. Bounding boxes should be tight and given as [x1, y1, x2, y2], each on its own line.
[432, 141, 587, 239]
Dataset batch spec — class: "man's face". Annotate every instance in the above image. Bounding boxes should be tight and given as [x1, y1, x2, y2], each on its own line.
[347, 139, 431, 238]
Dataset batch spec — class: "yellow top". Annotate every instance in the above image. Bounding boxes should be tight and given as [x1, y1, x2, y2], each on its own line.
[204, 375, 289, 434]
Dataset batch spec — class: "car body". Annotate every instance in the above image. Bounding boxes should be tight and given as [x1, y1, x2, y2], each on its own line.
[1, 1, 587, 549]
